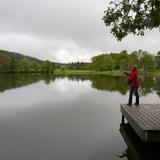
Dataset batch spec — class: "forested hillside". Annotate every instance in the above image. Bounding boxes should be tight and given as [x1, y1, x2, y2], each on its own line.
[0, 50, 55, 73]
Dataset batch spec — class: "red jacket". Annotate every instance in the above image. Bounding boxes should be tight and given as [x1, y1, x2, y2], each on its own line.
[128, 68, 139, 88]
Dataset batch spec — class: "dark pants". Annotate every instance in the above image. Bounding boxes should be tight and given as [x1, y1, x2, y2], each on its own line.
[128, 87, 139, 105]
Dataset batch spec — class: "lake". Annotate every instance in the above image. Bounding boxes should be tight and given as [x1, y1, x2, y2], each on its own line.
[0, 74, 160, 160]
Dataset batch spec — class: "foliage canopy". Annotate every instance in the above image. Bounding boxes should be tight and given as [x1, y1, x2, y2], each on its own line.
[90, 50, 158, 72]
[103, 0, 160, 40]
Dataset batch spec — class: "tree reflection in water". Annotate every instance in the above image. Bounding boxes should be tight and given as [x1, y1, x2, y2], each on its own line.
[0, 74, 160, 97]
[66, 75, 160, 97]
[0, 74, 55, 92]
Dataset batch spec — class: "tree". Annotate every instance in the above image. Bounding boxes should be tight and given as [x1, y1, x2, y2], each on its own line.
[141, 51, 156, 72]
[118, 50, 129, 69]
[29, 61, 41, 72]
[0, 54, 11, 72]
[103, 0, 160, 40]
[41, 60, 55, 73]
[110, 53, 120, 69]
[91, 55, 105, 71]
[10, 57, 17, 72]
[17, 58, 31, 72]
[155, 51, 160, 69]
[128, 51, 140, 69]
[102, 55, 115, 70]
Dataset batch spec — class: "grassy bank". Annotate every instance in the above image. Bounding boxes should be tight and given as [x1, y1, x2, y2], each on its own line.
[54, 69, 160, 77]
[147, 70, 160, 77]
[54, 69, 128, 76]
[1, 69, 160, 77]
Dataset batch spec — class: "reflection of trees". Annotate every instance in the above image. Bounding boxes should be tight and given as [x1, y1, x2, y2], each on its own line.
[90, 76, 160, 96]
[139, 77, 160, 97]
[56, 75, 129, 94]
[55, 75, 90, 82]
[1, 74, 160, 97]
[56, 75, 160, 96]
[55, 75, 129, 95]
[140, 77, 156, 96]
[61, 75, 160, 97]
[90, 76, 128, 95]
[0, 74, 55, 92]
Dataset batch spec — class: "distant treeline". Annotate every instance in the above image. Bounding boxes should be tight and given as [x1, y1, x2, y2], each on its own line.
[56, 50, 160, 72]
[0, 50, 55, 73]
[90, 50, 160, 71]
[1, 49, 160, 73]
[59, 62, 90, 71]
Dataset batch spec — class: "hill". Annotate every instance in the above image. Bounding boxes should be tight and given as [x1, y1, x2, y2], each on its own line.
[0, 50, 42, 63]
[0, 49, 56, 73]
[0, 49, 90, 72]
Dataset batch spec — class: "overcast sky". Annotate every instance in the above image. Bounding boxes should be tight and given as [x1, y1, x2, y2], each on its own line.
[0, 0, 160, 63]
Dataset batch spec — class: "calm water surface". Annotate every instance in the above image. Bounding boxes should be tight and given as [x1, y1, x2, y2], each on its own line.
[0, 74, 160, 160]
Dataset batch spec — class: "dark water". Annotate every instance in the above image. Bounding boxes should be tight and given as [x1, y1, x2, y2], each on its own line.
[0, 74, 160, 160]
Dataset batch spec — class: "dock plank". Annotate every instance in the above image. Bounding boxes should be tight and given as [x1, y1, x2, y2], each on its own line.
[132, 105, 160, 129]
[141, 104, 160, 125]
[121, 104, 160, 142]
[126, 108, 153, 129]
[140, 104, 160, 127]
[122, 105, 154, 129]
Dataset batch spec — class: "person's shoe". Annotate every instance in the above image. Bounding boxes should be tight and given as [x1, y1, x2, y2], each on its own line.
[134, 103, 139, 106]
[127, 103, 132, 106]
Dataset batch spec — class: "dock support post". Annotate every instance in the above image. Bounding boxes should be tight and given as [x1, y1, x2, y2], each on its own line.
[122, 115, 125, 124]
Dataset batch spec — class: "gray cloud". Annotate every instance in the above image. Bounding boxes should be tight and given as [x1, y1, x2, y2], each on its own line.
[0, 0, 160, 62]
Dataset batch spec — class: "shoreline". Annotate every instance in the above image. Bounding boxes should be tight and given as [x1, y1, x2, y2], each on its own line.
[54, 69, 160, 77]
[0, 69, 160, 77]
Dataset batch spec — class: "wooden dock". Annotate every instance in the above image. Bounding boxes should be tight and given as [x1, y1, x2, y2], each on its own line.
[121, 104, 160, 142]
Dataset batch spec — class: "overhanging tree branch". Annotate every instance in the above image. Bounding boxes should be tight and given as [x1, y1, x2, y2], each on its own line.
[103, 0, 160, 41]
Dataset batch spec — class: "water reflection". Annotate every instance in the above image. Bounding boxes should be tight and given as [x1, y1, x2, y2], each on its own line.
[0, 74, 160, 159]
[90, 76, 128, 95]
[0, 76, 125, 160]
[119, 123, 160, 160]
[0, 74, 55, 92]
[0, 74, 160, 97]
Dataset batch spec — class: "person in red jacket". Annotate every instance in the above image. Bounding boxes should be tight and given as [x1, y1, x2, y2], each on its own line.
[127, 65, 139, 106]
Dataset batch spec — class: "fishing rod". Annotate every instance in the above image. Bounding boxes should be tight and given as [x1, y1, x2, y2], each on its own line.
[121, 71, 130, 76]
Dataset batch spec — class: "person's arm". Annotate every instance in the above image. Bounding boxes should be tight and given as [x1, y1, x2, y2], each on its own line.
[123, 71, 130, 76]
[128, 72, 135, 84]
